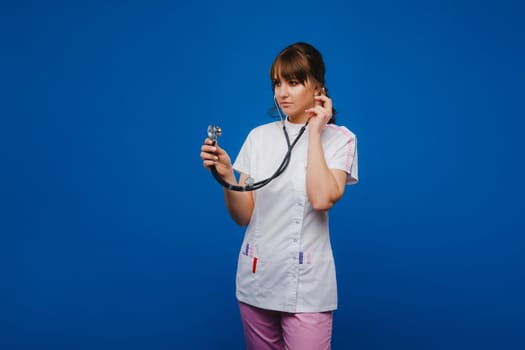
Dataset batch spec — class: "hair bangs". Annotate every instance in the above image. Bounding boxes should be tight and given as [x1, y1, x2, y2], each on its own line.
[270, 50, 310, 89]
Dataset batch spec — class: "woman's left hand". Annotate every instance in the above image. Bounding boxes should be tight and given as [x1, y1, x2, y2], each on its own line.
[305, 94, 333, 134]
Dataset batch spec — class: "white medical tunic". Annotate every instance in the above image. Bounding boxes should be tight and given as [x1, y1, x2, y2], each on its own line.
[232, 119, 358, 313]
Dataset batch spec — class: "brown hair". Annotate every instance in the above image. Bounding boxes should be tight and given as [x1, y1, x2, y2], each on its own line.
[270, 42, 336, 124]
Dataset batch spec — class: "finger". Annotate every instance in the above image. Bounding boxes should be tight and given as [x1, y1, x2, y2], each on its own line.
[201, 144, 217, 153]
[202, 159, 218, 169]
[309, 102, 332, 119]
[204, 138, 218, 146]
[314, 95, 331, 108]
[200, 151, 219, 161]
[322, 96, 333, 112]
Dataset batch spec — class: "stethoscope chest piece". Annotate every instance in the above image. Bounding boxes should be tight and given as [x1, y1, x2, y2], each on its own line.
[207, 125, 222, 144]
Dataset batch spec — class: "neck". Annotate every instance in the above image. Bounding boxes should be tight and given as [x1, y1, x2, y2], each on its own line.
[287, 114, 308, 125]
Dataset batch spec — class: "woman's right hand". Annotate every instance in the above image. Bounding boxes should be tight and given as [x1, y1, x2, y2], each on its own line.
[200, 138, 233, 179]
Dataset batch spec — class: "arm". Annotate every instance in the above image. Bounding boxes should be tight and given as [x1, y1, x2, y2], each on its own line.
[223, 172, 254, 226]
[306, 131, 347, 211]
[305, 94, 347, 211]
[200, 138, 254, 226]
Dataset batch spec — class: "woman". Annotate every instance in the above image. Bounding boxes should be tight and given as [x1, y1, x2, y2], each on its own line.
[200, 42, 358, 350]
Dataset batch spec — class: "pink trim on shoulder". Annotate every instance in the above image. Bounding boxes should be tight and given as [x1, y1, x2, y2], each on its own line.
[325, 125, 355, 170]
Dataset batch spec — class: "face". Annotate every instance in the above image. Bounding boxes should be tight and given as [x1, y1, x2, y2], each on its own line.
[274, 76, 318, 123]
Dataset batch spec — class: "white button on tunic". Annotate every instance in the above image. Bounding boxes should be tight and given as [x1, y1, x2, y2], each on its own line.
[233, 119, 358, 313]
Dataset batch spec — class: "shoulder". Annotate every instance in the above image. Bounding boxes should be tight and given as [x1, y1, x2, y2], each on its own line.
[247, 120, 281, 139]
[323, 124, 357, 143]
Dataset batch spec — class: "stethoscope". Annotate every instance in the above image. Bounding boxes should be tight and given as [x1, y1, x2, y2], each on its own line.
[207, 97, 308, 191]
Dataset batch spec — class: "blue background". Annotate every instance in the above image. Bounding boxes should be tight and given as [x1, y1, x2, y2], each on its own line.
[2, 0, 524, 349]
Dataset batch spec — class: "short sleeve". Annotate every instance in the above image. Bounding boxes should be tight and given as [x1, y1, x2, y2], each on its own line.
[325, 127, 358, 185]
[232, 131, 253, 176]
[347, 137, 358, 185]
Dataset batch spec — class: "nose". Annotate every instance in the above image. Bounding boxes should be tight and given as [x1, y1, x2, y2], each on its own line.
[276, 84, 289, 99]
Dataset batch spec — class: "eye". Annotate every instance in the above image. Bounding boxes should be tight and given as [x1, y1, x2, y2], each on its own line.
[273, 80, 281, 88]
[289, 80, 299, 86]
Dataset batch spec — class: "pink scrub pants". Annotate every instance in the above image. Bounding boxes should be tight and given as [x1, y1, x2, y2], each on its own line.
[238, 302, 333, 350]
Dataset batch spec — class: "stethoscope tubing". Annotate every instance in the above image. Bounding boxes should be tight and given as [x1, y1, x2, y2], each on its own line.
[210, 122, 307, 192]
